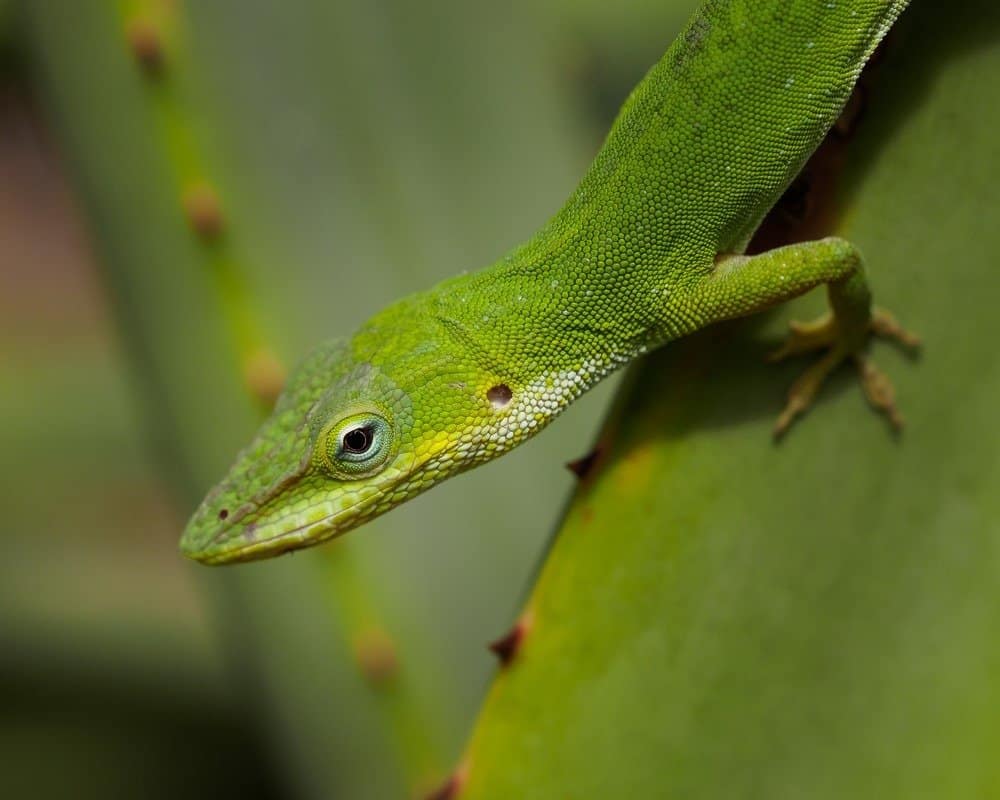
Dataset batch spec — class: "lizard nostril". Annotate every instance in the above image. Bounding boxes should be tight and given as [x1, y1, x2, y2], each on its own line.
[487, 384, 513, 409]
[218, 508, 229, 521]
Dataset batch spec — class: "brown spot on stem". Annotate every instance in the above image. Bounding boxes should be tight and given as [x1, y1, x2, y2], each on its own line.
[126, 18, 165, 75]
[488, 612, 532, 667]
[183, 183, 225, 241]
[244, 348, 286, 408]
[354, 627, 398, 686]
[424, 764, 468, 800]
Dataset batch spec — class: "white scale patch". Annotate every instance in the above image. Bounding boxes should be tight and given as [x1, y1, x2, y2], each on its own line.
[418, 348, 639, 476]
[482, 352, 633, 454]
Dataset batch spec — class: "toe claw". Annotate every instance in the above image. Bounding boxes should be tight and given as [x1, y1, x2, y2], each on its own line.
[871, 308, 921, 351]
[773, 397, 806, 439]
[855, 356, 905, 432]
[772, 349, 842, 439]
[768, 308, 915, 438]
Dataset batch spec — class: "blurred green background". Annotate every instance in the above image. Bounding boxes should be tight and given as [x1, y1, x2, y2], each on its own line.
[2, 1, 998, 799]
[0, 1, 690, 798]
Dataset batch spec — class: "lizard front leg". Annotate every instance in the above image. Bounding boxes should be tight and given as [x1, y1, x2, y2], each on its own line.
[684, 237, 919, 436]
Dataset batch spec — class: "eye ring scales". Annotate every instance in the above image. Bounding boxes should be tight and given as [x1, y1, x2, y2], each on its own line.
[321, 412, 395, 478]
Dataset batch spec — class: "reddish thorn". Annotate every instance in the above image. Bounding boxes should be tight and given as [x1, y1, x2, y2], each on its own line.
[488, 614, 530, 666]
[424, 764, 468, 800]
[126, 18, 165, 75]
[566, 445, 601, 480]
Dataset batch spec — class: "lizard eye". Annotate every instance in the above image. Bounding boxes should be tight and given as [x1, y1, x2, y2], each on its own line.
[342, 426, 373, 454]
[321, 412, 394, 478]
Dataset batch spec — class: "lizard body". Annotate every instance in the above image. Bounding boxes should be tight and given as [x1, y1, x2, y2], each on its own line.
[182, 0, 915, 564]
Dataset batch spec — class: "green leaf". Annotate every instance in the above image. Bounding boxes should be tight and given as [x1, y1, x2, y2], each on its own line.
[462, 2, 1000, 797]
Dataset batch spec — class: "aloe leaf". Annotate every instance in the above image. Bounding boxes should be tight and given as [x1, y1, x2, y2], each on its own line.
[461, 2, 1000, 797]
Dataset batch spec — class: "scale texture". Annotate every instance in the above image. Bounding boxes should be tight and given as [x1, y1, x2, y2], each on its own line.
[182, 0, 910, 564]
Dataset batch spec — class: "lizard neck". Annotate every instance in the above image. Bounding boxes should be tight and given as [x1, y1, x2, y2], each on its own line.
[427, 241, 676, 395]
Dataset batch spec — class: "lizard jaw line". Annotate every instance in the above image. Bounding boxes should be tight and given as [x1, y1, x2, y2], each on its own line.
[189, 510, 362, 565]
[187, 481, 391, 564]
[186, 448, 456, 565]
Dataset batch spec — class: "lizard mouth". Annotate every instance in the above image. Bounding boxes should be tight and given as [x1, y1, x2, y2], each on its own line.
[186, 509, 361, 564]
[180, 450, 427, 565]
[182, 485, 390, 564]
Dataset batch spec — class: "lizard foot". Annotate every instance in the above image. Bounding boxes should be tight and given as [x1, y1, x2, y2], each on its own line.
[768, 308, 920, 438]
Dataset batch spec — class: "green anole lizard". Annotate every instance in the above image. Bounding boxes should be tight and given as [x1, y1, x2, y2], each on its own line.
[182, 0, 917, 565]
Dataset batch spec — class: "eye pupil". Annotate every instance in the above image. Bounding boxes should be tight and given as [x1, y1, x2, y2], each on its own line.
[343, 426, 374, 454]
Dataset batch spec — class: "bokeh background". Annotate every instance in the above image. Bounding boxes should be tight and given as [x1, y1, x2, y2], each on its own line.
[3, 1, 999, 799]
[0, 1, 690, 798]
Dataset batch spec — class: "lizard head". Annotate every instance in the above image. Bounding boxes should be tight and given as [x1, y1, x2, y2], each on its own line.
[180, 328, 524, 564]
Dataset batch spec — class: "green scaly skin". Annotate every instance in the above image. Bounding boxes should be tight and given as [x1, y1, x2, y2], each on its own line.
[182, 0, 916, 565]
